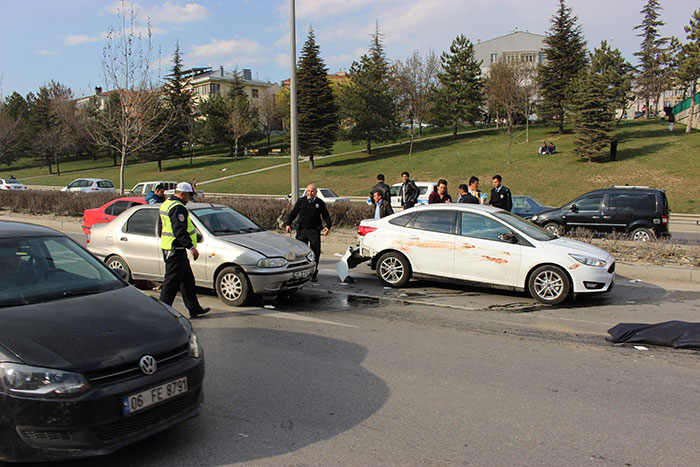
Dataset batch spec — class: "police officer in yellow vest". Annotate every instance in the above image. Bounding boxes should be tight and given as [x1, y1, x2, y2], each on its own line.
[159, 182, 210, 319]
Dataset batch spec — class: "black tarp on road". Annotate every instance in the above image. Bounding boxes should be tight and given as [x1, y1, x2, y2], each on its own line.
[607, 321, 700, 350]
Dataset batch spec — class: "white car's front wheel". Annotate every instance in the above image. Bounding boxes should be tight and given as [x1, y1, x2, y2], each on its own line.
[528, 265, 570, 305]
[215, 266, 250, 307]
[376, 252, 412, 288]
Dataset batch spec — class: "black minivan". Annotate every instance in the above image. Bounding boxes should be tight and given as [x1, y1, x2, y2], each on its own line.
[530, 186, 670, 241]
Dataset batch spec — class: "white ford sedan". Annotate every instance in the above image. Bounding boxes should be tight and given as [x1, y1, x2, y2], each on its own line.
[350, 204, 615, 305]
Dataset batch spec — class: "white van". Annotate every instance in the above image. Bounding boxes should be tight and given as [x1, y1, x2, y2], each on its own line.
[128, 181, 178, 195]
[389, 181, 437, 210]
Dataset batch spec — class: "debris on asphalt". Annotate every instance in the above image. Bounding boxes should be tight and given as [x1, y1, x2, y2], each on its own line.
[238, 433, 248, 438]
[263, 305, 275, 310]
[629, 279, 643, 283]
[634, 346, 649, 351]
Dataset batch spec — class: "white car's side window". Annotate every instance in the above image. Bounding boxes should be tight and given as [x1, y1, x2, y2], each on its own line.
[411, 211, 455, 234]
[460, 212, 511, 241]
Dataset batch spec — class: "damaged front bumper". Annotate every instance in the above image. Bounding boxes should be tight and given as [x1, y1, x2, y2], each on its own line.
[336, 246, 371, 282]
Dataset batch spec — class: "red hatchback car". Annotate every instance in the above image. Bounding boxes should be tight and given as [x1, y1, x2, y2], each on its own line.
[82, 197, 145, 236]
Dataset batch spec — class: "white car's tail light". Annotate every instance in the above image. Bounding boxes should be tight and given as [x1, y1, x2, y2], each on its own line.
[357, 226, 377, 236]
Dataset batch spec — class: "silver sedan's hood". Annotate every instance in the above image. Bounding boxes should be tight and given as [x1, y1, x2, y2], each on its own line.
[220, 231, 312, 260]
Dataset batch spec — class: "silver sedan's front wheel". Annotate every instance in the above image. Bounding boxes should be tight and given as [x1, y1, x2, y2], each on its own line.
[528, 265, 570, 305]
[215, 266, 250, 307]
[106, 255, 131, 282]
[376, 252, 411, 288]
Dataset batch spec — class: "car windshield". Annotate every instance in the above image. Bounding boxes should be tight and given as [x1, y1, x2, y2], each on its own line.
[5, 179, 22, 185]
[193, 207, 263, 235]
[320, 189, 338, 197]
[0, 236, 125, 307]
[493, 211, 555, 241]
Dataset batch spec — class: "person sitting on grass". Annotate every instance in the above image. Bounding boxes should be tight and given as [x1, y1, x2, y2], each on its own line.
[548, 142, 556, 154]
[538, 142, 548, 155]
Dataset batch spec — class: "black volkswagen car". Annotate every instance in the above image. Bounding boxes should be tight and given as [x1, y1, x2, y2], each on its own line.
[0, 221, 204, 462]
[530, 186, 670, 241]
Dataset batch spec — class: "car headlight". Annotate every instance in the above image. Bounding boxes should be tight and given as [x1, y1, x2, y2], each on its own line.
[189, 332, 201, 359]
[257, 257, 288, 268]
[0, 363, 90, 397]
[306, 251, 315, 262]
[569, 254, 607, 267]
[531, 215, 539, 221]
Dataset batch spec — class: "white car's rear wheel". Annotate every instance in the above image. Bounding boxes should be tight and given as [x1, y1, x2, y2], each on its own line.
[215, 266, 250, 307]
[528, 265, 570, 305]
[376, 252, 411, 288]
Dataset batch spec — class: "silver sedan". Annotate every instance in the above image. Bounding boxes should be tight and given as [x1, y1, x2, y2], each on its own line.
[87, 203, 316, 306]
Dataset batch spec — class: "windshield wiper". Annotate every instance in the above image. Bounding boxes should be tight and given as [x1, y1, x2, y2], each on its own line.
[0, 299, 29, 307]
[212, 228, 243, 234]
[25, 289, 103, 304]
[240, 227, 262, 232]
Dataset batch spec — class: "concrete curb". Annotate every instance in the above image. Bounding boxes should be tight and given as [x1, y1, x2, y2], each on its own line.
[2, 213, 699, 285]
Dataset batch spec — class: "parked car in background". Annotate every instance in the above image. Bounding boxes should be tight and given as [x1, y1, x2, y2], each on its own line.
[0, 221, 204, 462]
[530, 186, 670, 241]
[389, 181, 437, 210]
[347, 204, 615, 305]
[0, 178, 27, 190]
[291, 187, 349, 203]
[511, 195, 554, 219]
[87, 203, 316, 306]
[129, 181, 178, 196]
[61, 178, 115, 193]
[82, 196, 146, 236]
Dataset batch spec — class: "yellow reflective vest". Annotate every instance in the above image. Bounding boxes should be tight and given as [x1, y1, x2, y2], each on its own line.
[160, 198, 197, 250]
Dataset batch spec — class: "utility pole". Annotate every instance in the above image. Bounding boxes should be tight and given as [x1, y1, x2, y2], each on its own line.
[289, 0, 299, 203]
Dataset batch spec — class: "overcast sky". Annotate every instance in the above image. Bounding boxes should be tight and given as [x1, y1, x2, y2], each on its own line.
[1, 0, 697, 99]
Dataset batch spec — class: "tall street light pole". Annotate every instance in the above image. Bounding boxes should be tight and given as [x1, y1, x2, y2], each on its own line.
[289, 0, 299, 203]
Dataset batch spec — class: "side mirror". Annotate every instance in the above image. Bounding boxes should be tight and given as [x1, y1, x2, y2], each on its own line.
[112, 268, 128, 281]
[570, 204, 579, 213]
[196, 232, 203, 243]
[498, 233, 519, 244]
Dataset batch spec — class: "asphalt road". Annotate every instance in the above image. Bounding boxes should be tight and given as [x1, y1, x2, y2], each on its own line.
[42, 234, 700, 466]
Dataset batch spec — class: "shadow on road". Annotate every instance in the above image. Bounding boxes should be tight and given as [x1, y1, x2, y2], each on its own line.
[44, 328, 388, 466]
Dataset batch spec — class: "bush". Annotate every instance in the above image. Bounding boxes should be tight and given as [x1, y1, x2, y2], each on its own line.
[0, 191, 372, 230]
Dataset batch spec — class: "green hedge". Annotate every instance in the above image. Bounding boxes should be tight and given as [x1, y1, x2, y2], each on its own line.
[0, 191, 371, 230]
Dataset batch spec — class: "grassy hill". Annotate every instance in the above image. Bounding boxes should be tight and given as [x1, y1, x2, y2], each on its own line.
[205, 120, 700, 213]
[2, 120, 698, 212]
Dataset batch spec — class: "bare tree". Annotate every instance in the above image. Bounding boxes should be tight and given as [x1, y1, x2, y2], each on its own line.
[485, 60, 524, 164]
[257, 87, 282, 152]
[0, 106, 24, 166]
[88, 0, 169, 194]
[392, 50, 439, 155]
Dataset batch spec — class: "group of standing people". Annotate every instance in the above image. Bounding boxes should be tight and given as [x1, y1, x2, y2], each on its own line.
[367, 172, 513, 217]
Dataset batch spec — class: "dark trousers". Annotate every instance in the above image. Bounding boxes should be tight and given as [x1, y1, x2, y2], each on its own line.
[160, 248, 202, 313]
[296, 228, 321, 273]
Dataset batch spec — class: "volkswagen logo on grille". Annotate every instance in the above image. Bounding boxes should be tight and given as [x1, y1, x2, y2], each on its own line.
[139, 355, 157, 375]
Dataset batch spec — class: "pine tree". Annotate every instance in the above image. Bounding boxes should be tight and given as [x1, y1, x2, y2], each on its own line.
[570, 69, 613, 162]
[634, 0, 669, 119]
[338, 23, 399, 155]
[434, 34, 484, 137]
[162, 41, 193, 159]
[674, 9, 700, 133]
[590, 40, 635, 125]
[297, 27, 338, 169]
[537, 0, 588, 134]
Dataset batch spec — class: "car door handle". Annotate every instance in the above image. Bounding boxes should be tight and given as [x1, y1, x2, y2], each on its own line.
[592, 216, 600, 219]
[409, 235, 420, 240]
[120, 237, 128, 242]
[603, 216, 612, 219]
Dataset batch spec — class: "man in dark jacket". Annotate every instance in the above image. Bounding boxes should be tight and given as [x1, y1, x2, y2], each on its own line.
[284, 184, 332, 281]
[488, 174, 513, 211]
[145, 184, 166, 204]
[461, 176, 481, 204]
[399, 171, 420, 208]
[370, 174, 391, 205]
[371, 190, 394, 219]
[428, 179, 452, 204]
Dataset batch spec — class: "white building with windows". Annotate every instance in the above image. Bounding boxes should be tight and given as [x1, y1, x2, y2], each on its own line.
[473, 30, 546, 77]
